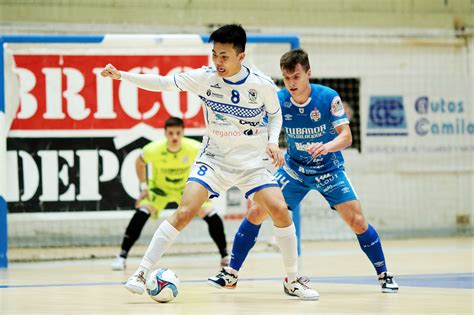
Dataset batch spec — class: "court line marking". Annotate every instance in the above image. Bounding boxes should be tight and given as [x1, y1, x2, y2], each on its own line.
[1, 273, 472, 289]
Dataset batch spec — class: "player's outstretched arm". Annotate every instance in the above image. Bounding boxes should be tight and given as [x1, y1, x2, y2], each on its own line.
[100, 64, 180, 92]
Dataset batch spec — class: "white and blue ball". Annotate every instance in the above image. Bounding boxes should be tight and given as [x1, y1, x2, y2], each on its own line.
[146, 268, 180, 303]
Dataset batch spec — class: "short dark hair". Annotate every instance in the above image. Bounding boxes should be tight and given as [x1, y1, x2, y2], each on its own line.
[280, 48, 311, 72]
[165, 117, 184, 129]
[208, 24, 247, 54]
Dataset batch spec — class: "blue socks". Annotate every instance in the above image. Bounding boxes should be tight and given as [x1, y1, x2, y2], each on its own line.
[356, 224, 387, 275]
[229, 218, 261, 271]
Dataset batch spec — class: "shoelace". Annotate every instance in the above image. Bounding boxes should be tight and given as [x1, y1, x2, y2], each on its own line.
[216, 268, 229, 278]
[136, 271, 146, 284]
[379, 272, 394, 283]
[294, 276, 311, 289]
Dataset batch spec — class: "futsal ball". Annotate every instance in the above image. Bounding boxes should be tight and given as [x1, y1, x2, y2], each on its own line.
[146, 268, 180, 303]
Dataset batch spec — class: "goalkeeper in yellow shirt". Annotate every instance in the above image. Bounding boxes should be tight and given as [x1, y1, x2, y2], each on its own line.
[111, 117, 229, 270]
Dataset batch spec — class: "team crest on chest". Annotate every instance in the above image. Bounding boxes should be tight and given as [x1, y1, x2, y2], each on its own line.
[182, 156, 189, 164]
[299, 108, 305, 114]
[310, 108, 321, 122]
[248, 89, 257, 102]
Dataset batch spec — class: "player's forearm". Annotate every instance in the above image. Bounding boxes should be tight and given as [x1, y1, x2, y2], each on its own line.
[119, 71, 179, 92]
[266, 110, 283, 145]
[327, 130, 352, 152]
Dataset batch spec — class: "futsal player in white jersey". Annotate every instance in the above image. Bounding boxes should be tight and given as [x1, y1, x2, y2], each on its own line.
[101, 24, 318, 300]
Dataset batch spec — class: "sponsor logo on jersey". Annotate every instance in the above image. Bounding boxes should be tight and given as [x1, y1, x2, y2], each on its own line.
[248, 89, 257, 102]
[284, 125, 327, 139]
[310, 108, 321, 122]
[284, 114, 293, 121]
[210, 83, 222, 89]
[243, 129, 257, 136]
[211, 129, 260, 138]
[182, 156, 189, 164]
[295, 142, 315, 151]
[331, 96, 345, 117]
[165, 177, 183, 184]
[206, 89, 224, 99]
[215, 113, 226, 121]
[367, 96, 408, 136]
[239, 119, 261, 127]
[212, 113, 231, 126]
[283, 101, 292, 108]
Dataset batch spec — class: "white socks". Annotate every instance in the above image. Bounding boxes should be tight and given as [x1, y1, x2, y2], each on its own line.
[136, 220, 180, 276]
[273, 223, 298, 282]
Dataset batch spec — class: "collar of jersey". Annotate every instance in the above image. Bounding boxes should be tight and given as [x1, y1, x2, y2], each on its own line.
[222, 65, 250, 85]
[290, 96, 312, 107]
[167, 147, 181, 154]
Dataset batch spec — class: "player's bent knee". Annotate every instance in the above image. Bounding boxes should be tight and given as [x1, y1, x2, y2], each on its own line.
[173, 207, 198, 225]
[247, 208, 268, 224]
[268, 202, 291, 223]
[351, 215, 368, 234]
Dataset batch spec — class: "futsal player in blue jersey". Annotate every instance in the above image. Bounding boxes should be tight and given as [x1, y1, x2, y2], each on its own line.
[208, 48, 399, 294]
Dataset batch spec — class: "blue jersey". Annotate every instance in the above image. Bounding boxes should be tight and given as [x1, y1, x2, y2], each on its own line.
[278, 84, 349, 175]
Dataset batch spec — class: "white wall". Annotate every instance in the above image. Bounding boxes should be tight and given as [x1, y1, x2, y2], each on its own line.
[297, 33, 473, 238]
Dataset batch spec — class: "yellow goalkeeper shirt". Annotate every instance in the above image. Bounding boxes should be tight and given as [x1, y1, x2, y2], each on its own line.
[142, 137, 201, 192]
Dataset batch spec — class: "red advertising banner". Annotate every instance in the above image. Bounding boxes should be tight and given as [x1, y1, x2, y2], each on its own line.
[12, 55, 208, 131]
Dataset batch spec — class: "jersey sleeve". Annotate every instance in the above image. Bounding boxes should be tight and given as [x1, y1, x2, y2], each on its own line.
[119, 71, 180, 92]
[262, 84, 281, 115]
[141, 140, 163, 163]
[141, 142, 154, 164]
[328, 92, 349, 127]
[173, 67, 209, 95]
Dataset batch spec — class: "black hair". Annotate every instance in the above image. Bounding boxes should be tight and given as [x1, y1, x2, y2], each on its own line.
[209, 24, 247, 54]
[164, 117, 184, 129]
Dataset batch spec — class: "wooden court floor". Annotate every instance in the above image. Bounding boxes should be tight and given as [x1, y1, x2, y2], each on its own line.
[1, 237, 472, 315]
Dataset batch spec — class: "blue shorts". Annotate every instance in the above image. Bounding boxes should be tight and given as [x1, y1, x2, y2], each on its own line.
[274, 166, 358, 210]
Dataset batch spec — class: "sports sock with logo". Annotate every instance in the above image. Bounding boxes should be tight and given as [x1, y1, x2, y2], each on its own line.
[229, 217, 261, 271]
[356, 224, 387, 275]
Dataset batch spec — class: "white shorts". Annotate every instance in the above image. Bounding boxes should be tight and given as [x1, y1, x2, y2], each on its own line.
[187, 160, 279, 200]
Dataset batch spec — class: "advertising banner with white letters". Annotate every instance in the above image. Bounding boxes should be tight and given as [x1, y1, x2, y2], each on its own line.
[5, 40, 210, 213]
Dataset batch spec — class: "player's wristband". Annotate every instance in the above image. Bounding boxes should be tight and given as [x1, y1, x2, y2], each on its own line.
[139, 182, 148, 191]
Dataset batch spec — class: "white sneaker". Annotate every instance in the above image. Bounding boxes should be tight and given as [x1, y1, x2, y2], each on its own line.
[378, 272, 399, 293]
[283, 277, 320, 300]
[124, 271, 146, 295]
[111, 256, 126, 271]
[207, 267, 238, 289]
